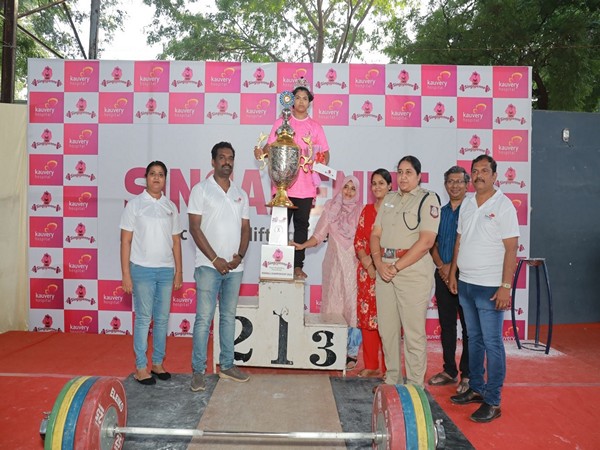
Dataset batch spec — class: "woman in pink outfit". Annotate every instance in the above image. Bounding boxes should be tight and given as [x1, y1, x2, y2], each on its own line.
[293, 175, 363, 368]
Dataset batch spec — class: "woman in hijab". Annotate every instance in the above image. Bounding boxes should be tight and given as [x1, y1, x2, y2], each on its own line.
[293, 175, 363, 369]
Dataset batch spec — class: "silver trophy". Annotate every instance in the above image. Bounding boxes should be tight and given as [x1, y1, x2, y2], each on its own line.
[263, 92, 301, 208]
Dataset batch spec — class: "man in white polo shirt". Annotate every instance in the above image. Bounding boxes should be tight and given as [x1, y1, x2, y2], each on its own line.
[188, 141, 251, 392]
[448, 154, 519, 423]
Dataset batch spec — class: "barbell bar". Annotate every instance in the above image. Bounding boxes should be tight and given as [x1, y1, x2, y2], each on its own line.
[41, 376, 446, 449]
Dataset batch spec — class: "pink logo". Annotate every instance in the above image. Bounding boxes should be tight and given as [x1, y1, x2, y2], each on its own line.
[423, 101, 454, 123]
[276, 63, 313, 92]
[385, 95, 421, 128]
[31, 66, 62, 87]
[459, 71, 491, 93]
[31, 191, 61, 212]
[388, 69, 419, 91]
[495, 103, 527, 125]
[31, 253, 61, 274]
[64, 124, 98, 155]
[205, 61, 241, 93]
[495, 166, 526, 189]
[66, 283, 96, 305]
[29, 279, 64, 310]
[64, 310, 98, 334]
[99, 93, 134, 123]
[29, 155, 63, 186]
[135, 97, 167, 119]
[273, 248, 284, 262]
[206, 98, 238, 120]
[505, 193, 528, 225]
[170, 283, 197, 314]
[65, 222, 95, 244]
[101, 66, 132, 87]
[29, 217, 63, 248]
[63, 248, 98, 279]
[493, 130, 528, 162]
[64, 61, 99, 91]
[98, 280, 132, 311]
[100, 315, 130, 335]
[313, 94, 349, 126]
[351, 100, 383, 122]
[459, 134, 490, 155]
[134, 61, 170, 92]
[29, 93, 64, 123]
[349, 64, 385, 94]
[65, 97, 97, 119]
[243, 67, 274, 88]
[421, 65, 457, 97]
[457, 98, 492, 129]
[172, 66, 203, 88]
[315, 68, 347, 90]
[65, 160, 96, 182]
[63, 186, 98, 217]
[168, 93, 204, 124]
[240, 94, 276, 125]
[32, 313, 62, 332]
[493, 67, 529, 98]
[31, 128, 61, 150]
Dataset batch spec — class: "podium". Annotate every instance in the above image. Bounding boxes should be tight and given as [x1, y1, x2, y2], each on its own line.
[213, 206, 349, 373]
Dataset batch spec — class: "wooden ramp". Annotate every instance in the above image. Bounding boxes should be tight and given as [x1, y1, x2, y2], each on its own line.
[188, 374, 346, 449]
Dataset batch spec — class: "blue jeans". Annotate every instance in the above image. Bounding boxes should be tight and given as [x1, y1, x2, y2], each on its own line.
[192, 266, 243, 373]
[458, 280, 506, 406]
[130, 263, 174, 369]
[347, 327, 362, 358]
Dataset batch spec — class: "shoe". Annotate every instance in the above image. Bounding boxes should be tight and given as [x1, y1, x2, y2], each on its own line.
[219, 366, 249, 382]
[428, 371, 458, 386]
[346, 356, 358, 370]
[151, 370, 171, 381]
[450, 388, 483, 405]
[456, 377, 470, 394]
[135, 376, 156, 386]
[470, 403, 502, 423]
[358, 369, 380, 378]
[190, 372, 206, 392]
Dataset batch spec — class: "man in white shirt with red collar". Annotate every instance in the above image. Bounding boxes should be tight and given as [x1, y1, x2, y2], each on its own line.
[448, 154, 519, 423]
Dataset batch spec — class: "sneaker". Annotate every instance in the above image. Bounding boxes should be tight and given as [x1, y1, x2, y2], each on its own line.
[190, 372, 206, 392]
[219, 366, 249, 382]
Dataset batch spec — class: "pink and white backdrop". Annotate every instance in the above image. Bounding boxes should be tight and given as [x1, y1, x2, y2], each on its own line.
[27, 59, 532, 340]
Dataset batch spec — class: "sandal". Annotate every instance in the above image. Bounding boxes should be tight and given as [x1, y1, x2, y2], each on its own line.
[346, 356, 358, 370]
[456, 377, 470, 394]
[427, 371, 458, 386]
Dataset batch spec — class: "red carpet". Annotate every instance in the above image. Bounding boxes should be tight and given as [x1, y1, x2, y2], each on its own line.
[1, 324, 599, 449]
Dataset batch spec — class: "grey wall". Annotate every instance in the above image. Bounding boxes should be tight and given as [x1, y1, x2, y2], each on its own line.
[529, 111, 600, 324]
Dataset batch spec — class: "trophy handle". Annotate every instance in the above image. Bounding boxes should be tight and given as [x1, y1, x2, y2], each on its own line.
[299, 136, 314, 173]
[255, 132, 268, 170]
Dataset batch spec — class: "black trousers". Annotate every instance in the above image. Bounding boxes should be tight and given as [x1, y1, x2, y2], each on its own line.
[287, 197, 313, 269]
[435, 270, 469, 379]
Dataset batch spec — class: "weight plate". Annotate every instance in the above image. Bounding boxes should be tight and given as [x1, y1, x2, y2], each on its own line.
[62, 376, 99, 450]
[396, 384, 418, 450]
[73, 377, 127, 450]
[52, 376, 91, 449]
[44, 377, 82, 450]
[406, 384, 428, 450]
[371, 384, 405, 450]
[414, 385, 435, 450]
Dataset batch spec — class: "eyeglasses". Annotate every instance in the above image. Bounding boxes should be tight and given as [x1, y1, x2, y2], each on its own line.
[446, 180, 466, 186]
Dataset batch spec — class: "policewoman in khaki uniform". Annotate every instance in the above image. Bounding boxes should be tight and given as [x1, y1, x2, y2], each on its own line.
[370, 156, 440, 386]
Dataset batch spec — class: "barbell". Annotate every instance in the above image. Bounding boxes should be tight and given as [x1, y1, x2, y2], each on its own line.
[40, 376, 446, 449]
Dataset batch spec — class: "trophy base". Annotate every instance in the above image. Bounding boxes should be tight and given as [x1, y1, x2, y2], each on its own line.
[267, 188, 298, 209]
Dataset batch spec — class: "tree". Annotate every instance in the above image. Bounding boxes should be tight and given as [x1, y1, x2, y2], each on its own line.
[144, 0, 405, 63]
[383, 0, 600, 112]
[1, 0, 125, 100]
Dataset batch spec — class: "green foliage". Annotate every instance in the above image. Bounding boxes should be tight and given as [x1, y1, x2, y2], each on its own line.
[144, 0, 405, 63]
[2, 0, 125, 100]
[384, 0, 600, 112]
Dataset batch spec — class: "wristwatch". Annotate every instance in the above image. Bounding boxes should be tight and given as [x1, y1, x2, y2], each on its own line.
[501, 282, 511, 289]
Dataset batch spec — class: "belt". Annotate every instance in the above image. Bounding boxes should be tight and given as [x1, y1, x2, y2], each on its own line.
[380, 247, 408, 259]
